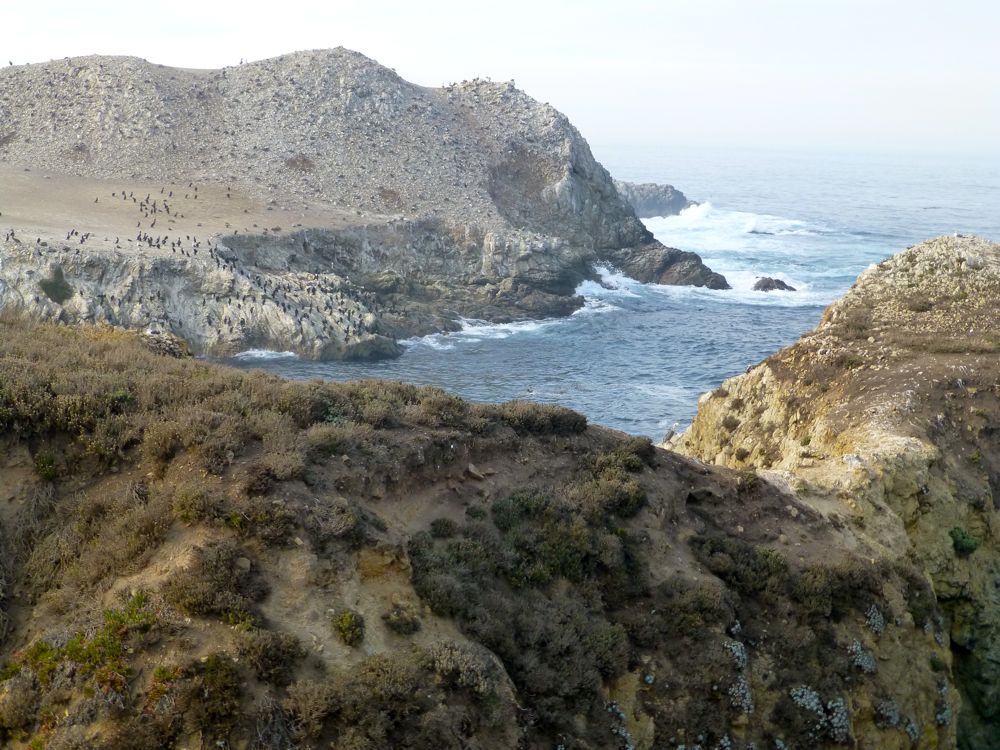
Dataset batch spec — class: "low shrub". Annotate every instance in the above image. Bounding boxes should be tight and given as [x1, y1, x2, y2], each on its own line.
[691, 536, 787, 597]
[170, 483, 220, 524]
[304, 421, 375, 458]
[333, 609, 365, 647]
[950, 527, 978, 557]
[177, 654, 242, 742]
[141, 419, 182, 469]
[382, 602, 422, 635]
[163, 541, 266, 623]
[0, 670, 39, 731]
[32, 452, 57, 481]
[429, 518, 458, 539]
[493, 400, 587, 436]
[226, 495, 296, 546]
[283, 679, 337, 738]
[234, 628, 303, 686]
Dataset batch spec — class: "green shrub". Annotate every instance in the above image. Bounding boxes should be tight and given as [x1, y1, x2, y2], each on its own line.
[32, 452, 57, 481]
[334, 609, 365, 647]
[3, 593, 156, 694]
[691, 536, 787, 597]
[178, 654, 242, 741]
[950, 527, 978, 557]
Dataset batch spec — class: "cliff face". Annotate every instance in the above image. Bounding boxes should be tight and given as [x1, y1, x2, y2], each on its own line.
[675, 235, 1000, 749]
[0, 51, 726, 358]
[0, 318, 956, 749]
[614, 180, 694, 218]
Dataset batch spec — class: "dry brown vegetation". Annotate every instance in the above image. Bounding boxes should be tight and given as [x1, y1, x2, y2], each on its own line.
[0, 317, 954, 749]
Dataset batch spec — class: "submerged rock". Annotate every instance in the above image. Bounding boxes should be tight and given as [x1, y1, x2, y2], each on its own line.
[752, 276, 797, 292]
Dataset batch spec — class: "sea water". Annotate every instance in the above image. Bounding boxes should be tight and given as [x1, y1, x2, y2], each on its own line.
[229, 145, 1000, 440]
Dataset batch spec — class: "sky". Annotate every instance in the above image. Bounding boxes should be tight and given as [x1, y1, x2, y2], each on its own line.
[6, 0, 999, 155]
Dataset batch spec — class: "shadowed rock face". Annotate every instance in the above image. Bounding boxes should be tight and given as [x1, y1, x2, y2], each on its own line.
[614, 180, 694, 218]
[674, 235, 1000, 750]
[0, 51, 726, 357]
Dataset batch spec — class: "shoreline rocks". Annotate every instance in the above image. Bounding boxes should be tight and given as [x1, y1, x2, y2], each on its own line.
[613, 180, 694, 218]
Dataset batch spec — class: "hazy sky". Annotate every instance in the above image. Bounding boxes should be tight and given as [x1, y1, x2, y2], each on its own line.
[7, 0, 999, 154]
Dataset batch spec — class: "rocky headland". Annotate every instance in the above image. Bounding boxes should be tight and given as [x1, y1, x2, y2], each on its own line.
[614, 180, 694, 218]
[673, 235, 1000, 749]
[0, 50, 727, 360]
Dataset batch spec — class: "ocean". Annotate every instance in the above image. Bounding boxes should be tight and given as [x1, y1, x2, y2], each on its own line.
[229, 145, 1000, 440]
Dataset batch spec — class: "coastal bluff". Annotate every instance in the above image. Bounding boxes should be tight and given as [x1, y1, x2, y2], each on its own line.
[0, 50, 726, 359]
[674, 235, 1000, 749]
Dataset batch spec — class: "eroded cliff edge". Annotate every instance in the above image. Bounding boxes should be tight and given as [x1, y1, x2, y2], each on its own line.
[674, 235, 1000, 749]
[0, 51, 727, 359]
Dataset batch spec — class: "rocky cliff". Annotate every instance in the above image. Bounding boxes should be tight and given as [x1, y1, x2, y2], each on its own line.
[0, 51, 726, 358]
[0, 318, 958, 749]
[674, 235, 1000, 749]
[614, 180, 694, 218]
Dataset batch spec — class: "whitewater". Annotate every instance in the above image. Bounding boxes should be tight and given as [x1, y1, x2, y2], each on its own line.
[230, 146, 1000, 439]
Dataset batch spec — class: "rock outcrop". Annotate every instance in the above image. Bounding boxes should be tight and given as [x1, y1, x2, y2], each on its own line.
[614, 180, 694, 218]
[752, 276, 797, 292]
[0, 51, 727, 358]
[673, 235, 1000, 749]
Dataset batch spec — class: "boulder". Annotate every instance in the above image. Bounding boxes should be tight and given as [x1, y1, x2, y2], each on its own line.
[752, 277, 796, 292]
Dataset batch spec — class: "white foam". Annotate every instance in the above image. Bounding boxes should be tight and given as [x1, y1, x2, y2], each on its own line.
[403, 313, 566, 350]
[231, 349, 299, 360]
[572, 297, 621, 316]
[645, 202, 829, 253]
[576, 265, 642, 298]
